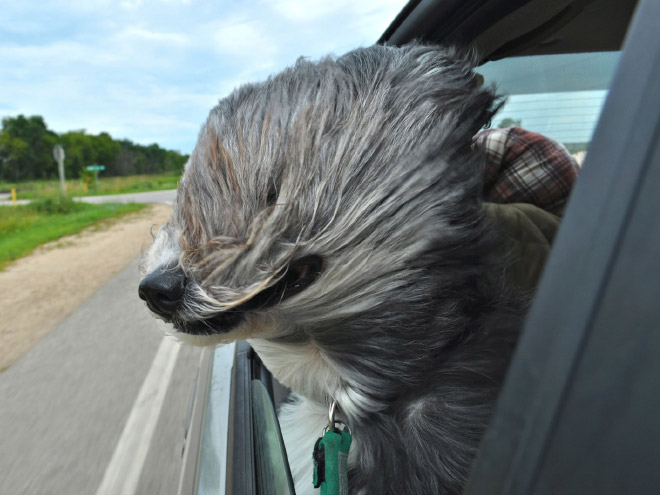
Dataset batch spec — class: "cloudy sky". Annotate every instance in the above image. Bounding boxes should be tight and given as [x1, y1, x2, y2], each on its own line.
[0, 0, 405, 154]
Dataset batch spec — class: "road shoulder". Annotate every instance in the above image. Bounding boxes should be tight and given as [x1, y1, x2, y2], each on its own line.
[0, 204, 172, 371]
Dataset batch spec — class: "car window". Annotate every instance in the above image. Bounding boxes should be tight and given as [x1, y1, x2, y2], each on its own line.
[252, 379, 295, 495]
[477, 51, 621, 159]
[196, 345, 234, 495]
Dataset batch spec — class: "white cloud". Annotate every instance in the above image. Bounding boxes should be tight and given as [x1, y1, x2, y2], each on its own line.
[268, 0, 401, 23]
[0, 0, 407, 153]
[120, 0, 144, 9]
[209, 18, 277, 58]
[119, 27, 190, 45]
[265, 0, 347, 23]
[264, 0, 403, 40]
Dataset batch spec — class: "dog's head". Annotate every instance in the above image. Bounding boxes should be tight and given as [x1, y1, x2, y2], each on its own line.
[140, 44, 499, 347]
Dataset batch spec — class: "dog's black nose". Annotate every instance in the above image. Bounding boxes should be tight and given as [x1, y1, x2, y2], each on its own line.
[139, 264, 186, 318]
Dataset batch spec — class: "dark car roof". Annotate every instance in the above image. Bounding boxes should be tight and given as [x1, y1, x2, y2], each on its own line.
[380, 0, 638, 63]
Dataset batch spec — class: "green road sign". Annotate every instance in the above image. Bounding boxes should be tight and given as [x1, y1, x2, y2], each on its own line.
[86, 165, 105, 171]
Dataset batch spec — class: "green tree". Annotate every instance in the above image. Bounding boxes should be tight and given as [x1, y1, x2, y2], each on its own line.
[59, 130, 92, 179]
[90, 132, 121, 173]
[0, 114, 189, 181]
[1, 115, 57, 180]
[0, 131, 29, 182]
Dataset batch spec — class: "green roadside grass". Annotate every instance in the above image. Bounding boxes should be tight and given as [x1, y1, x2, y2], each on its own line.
[1, 172, 180, 200]
[0, 197, 147, 270]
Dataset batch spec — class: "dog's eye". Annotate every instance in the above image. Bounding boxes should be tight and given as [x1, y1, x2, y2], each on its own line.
[241, 255, 324, 311]
[285, 255, 323, 291]
[266, 183, 278, 206]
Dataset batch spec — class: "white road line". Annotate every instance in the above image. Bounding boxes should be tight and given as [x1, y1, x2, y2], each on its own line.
[96, 337, 181, 495]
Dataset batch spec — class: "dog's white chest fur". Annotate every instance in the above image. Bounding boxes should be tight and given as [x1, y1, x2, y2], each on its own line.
[248, 339, 341, 403]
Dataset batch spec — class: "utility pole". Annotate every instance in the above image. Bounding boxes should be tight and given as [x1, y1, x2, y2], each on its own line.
[53, 144, 66, 196]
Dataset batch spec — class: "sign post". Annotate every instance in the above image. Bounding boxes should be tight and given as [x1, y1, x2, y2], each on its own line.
[85, 165, 105, 193]
[53, 145, 66, 196]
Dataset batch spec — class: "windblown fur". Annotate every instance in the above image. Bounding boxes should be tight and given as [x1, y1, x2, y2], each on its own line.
[143, 44, 525, 494]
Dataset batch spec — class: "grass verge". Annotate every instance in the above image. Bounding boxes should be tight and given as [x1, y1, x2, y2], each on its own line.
[0, 197, 147, 270]
[1, 172, 179, 200]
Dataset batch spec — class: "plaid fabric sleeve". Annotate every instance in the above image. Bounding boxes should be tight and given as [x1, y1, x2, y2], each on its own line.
[474, 127, 580, 216]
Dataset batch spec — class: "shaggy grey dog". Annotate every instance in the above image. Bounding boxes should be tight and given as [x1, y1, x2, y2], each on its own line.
[140, 44, 525, 494]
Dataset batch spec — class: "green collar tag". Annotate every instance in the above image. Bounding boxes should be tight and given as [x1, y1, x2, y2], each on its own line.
[312, 427, 352, 495]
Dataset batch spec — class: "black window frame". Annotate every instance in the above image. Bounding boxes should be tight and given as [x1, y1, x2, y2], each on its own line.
[226, 341, 295, 495]
[179, 342, 296, 495]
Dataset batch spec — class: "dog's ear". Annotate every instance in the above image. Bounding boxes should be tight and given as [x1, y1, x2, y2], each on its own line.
[450, 75, 502, 142]
[432, 47, 499, 136]
[384, 44, 501, 144]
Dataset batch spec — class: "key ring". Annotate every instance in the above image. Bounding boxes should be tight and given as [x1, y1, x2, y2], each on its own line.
[324, 400, 352, 435]
[328, 399, 338, 430]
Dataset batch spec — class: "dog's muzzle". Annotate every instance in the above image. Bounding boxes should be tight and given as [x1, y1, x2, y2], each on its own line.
[139, 263, 246, 335]
[139, 254, 324, 335]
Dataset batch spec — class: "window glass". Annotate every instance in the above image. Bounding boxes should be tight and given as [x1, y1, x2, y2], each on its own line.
[197, 345, 234, 495]
[252, 380, 295, 495]
[477, 52, 621, 156]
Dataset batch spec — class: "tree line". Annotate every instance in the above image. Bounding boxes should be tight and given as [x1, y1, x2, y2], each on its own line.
[0, 115, 189, 183]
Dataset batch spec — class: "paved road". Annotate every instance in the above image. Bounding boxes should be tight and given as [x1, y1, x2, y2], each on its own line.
[0, 189, 176, 207]
[75, 189, 177, 205]
[0, 257, 203, 495]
